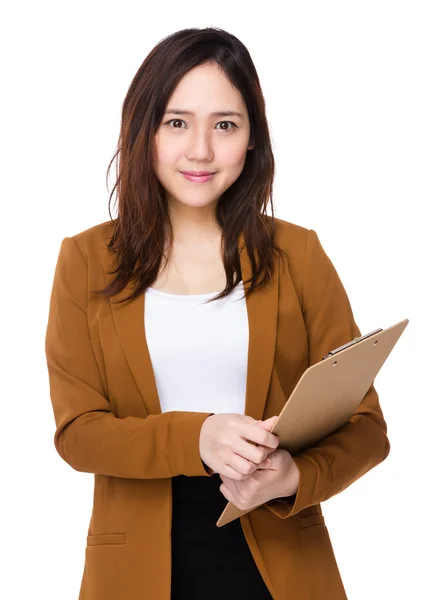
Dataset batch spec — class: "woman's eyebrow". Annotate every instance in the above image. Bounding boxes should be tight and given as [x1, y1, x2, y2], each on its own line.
[165, 108, 244, 119]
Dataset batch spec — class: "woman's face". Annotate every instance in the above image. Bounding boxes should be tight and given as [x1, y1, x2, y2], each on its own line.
[154, 62, 253, 218]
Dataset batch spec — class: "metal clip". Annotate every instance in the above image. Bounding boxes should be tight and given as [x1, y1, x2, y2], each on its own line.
[322, 328, 383, 360]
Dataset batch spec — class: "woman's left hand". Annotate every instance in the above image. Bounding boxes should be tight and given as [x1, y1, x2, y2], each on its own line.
[219, 447, 300, 512]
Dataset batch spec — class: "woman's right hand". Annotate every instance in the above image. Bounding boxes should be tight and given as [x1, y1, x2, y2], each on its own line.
[198, 413, 280, 480]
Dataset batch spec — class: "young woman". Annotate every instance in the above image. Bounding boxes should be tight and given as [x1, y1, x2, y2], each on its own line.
[45, 27, 390, 600]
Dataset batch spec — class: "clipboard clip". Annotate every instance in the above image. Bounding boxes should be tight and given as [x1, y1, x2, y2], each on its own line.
[322, 328, 383, 360]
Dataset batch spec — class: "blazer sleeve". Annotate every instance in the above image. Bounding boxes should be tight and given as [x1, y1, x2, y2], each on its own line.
[265, 228, 390, 518]
[45, 236, 214, 479]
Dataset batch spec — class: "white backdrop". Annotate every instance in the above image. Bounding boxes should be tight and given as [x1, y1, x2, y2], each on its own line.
[2, 1, 443, 598]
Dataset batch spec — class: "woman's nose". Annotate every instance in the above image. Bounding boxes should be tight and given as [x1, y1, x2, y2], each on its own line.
[185, 129, 215, 161]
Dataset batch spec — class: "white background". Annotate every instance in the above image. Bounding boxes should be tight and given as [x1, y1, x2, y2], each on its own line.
[2, 1, 443, 598]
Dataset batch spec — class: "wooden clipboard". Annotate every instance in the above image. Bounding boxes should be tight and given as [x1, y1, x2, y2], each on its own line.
[216, 318, 409, 527]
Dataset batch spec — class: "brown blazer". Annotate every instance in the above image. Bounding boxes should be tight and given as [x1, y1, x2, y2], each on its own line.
[45, 216, 390, 600]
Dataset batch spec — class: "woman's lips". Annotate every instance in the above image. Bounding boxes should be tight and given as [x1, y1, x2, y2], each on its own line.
[181, 172, 215, 183]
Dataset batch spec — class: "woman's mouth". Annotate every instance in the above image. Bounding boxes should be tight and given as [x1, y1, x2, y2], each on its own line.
[181, 172, 216, 183]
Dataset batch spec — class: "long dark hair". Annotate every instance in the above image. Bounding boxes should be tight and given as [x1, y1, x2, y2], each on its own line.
[95, 27, 286, 305]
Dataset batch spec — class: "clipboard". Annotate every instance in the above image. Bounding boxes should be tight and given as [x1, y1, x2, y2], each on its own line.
[216, 318, 409, 527]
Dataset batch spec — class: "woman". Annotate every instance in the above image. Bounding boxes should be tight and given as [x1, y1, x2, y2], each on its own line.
[45, 27, 390, 600]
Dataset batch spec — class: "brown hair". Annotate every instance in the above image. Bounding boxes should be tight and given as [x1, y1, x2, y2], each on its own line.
[96, 26, 287, 305]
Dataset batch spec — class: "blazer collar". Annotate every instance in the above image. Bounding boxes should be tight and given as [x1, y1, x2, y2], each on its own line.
[102, 231, 279, 420]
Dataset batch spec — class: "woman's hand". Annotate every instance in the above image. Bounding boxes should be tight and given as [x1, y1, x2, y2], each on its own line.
[219, 446, 300, 511]
[218, 416, 301, 511]
[199, 413, 280, 479]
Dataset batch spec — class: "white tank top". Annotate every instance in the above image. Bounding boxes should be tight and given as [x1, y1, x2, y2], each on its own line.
[144, 281, 249, 415]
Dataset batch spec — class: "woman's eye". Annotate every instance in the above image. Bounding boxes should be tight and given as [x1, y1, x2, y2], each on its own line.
[166, 119, 186, 129]
[215, 121, 237, 131]
[164, 119, 237, 131]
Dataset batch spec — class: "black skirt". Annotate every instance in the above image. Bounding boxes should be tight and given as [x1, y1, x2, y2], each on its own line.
[170, 473, 274, 600]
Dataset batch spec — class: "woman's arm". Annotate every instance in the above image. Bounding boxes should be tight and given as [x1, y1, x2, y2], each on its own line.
[265, 228, 390, 518]
[45, 236, 214, 479]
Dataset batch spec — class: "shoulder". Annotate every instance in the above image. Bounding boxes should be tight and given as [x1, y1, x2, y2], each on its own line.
[71, 219, 115, 246]
[266, 216, 337, 302]
[266, 215, 311, 256]
[66, 219, 116, 263]
[268, 216, 331, 265]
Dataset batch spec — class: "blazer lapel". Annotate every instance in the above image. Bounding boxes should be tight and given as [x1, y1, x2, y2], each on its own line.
[102, 230, 279, 421]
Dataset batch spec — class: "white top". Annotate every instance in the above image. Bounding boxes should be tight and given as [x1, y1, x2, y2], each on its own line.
[144, 281, 249, 415]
